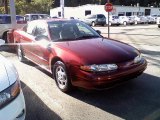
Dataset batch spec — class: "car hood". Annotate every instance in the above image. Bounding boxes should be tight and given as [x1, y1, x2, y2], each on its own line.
[55, 38, 139, 64]
[0, 55, 17, 92]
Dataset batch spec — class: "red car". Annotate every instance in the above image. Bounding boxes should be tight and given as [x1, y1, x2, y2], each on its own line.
[14, 19, 147, 92]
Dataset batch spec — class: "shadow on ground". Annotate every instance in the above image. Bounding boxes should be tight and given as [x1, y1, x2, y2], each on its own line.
[21, 82, 62, 120]
[69, 73, 160, 120]
[0, 45, 15, 53]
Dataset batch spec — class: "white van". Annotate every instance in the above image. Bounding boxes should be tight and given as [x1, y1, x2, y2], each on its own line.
[24, 14, 51, 22]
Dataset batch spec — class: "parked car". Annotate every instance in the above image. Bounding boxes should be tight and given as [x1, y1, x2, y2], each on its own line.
[0, 14, 26, 24]
[108, 15, 120, 26]
[139, 16, 148, 24]
[0, 39, 26, 120]
[146, 15, 156, 24]
[82, 14, 106, 26]
[24, 14, 51, 22]
[129, 16, 141, 24]
[14, 19, 147, 92]
[157, 15, 160, 28]
[119, 16, 134, 25]
[0, 14, 26, 43]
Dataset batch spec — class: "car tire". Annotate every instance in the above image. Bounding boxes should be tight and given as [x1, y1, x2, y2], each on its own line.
[17, 44, 25, 62]
[123, 21, 127, 26]
[109, 22, 112, 26]
[53, 61, 72, 93]
[2, 32, 8, 43]
[158, 25, 160, 28]
[92, 22, 96, 27]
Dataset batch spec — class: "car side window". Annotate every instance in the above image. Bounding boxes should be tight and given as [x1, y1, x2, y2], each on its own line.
[33, 24, 48, 38]
[26, 22, 36, 35]
[24, 15, 29, 21]
[31, 15, 39, 20]
[77, 23, 94, 35]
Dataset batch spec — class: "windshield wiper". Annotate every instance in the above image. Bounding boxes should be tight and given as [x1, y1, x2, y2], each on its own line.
[76, 35, 100, 40]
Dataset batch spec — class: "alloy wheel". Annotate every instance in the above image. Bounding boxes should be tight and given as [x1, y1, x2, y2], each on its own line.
[56, 66, 67, 89]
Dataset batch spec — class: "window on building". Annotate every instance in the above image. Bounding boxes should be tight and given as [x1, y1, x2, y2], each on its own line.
[145, 9, 151, 15]
[126, 12, 132, 16]
[118, 12, 125, 16]
[85, 10, 91, 16]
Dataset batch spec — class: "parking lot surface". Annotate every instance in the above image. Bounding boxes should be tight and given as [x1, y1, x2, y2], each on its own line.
[0, 24, 160, 120]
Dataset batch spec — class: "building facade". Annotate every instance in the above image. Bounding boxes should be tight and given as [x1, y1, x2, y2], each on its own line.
[50, 4, 160, 18]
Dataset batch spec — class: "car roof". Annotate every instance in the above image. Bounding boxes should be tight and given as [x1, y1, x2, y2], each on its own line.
[30, 18, 77, 23]
[25, 13, 49, 15]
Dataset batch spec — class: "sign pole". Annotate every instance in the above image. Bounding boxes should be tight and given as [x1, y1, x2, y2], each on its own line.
[107, 0, 110, 38]
[60, 0, 64, 18]
[104, 1, 113, 38]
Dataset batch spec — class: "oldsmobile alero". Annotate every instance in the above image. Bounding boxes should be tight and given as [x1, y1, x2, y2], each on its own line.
[13, 19, 147, 92]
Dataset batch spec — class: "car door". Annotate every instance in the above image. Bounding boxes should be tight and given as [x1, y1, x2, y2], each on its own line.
[20, 21, 37, 60]
[31, 22, 51, 70]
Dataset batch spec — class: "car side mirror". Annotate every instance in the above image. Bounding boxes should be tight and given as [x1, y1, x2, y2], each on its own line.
[0, 39, 5, 46]
[96, 30, 101, 35]
[35, 35, 49, 41]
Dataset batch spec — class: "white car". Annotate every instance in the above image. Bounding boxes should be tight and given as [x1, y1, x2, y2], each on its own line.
[119, 16, 134, 25]
[139, 16, 148, 24]
[129, 16, 141, 24]
[107, 15, 120, 26]
[0, 15, 26, 43]
[147, 16, 156, 24]
[0, 39, 25, 120]
[24, 14, 51, 22]
[157, 16, 160, 28]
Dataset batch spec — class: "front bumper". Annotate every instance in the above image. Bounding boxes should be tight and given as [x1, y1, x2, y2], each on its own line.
[72, 59, 147, 90]
[0, 90, 26, 120]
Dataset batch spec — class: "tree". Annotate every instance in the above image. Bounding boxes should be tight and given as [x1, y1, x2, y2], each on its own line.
[15, 0, 54, 15]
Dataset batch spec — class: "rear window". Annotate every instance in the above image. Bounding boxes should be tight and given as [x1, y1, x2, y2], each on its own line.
[97, 14, 105, 18]
[31, 15, 39, 20]
[113, 16, 119, 19]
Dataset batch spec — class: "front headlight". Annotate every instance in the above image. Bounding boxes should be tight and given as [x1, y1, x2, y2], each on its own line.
[80, 64, 118, 72]
[0, 80, 20, 109]
[134, 54, 142, 63]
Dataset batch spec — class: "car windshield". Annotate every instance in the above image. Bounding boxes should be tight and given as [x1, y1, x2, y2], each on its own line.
[48, 20, 101, 42]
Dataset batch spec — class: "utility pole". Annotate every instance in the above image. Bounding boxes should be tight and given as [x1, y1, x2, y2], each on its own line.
[107, 0, 110, 38]
[9, 0, 16, 29]
[60, 0, 64, 18]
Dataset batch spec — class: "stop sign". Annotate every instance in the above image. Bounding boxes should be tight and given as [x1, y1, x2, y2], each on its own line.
[104, 3, 113, 12]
